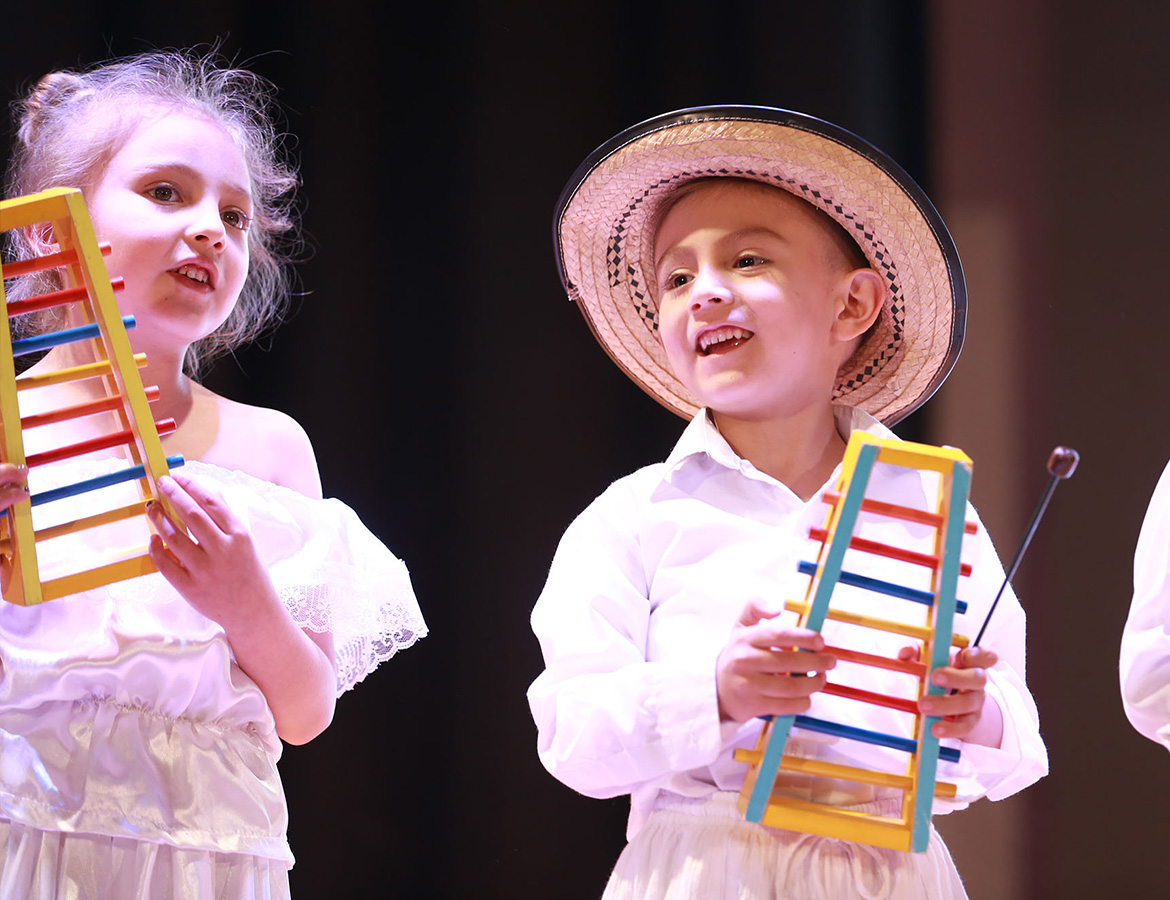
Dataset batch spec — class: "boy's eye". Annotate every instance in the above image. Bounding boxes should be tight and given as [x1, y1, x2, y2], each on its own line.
[734, 254, 767, 268]
[222, 209, 250, 231]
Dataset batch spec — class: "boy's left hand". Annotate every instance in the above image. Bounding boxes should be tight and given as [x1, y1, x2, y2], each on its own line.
[899, 645, 1004, 746]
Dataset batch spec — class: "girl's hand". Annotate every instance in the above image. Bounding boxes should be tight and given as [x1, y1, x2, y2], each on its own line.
[901, 644, 1005, 746]
[716, 600, 836, 722]
[147, 472, 273, 628]
[147, 471, 337, 744]
[0, 464, 28, 511]
[0, 464, 29, 595]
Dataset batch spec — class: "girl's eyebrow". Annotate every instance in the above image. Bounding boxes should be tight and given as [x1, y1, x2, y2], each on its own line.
[129, 161, 252, 202]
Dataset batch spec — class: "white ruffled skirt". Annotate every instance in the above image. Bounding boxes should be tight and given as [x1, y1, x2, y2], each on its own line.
[0, 820, 289, 900]
[602, 793, 967, 900]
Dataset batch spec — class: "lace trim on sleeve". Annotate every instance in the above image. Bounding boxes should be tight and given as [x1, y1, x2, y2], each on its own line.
[276, 554, 426, 695]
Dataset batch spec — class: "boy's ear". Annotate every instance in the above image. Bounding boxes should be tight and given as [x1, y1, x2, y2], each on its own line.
[832, 268, 885, 343]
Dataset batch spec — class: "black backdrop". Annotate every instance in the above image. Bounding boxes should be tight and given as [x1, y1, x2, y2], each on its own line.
[2, 4, 931, 898]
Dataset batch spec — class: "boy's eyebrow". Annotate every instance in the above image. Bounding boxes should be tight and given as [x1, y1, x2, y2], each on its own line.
[654, 226, 789, 271]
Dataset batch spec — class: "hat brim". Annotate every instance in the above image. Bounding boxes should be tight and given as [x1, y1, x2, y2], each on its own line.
[554, 106, 966, 426]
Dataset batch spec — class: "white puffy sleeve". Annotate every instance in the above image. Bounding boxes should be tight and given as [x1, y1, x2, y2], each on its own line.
[1120, 461, 1170, 750]
[198, 464, 427, 695]
[526, 475, 727, 800]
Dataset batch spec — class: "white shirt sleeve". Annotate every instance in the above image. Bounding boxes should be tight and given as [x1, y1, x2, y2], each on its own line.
[938, 504, 1048, 807]
[1120, 461, 1170, 751]
[526, 478, 727, 799]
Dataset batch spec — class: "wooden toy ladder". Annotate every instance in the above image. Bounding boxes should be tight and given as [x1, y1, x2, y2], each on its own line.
[735, 432, 974, 852]
[0, 187, 182, 605]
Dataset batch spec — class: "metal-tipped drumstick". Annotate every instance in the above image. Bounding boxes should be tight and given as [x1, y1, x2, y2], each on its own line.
[971, 446, 1080, 647]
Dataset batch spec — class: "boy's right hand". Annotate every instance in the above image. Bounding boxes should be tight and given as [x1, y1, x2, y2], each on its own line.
[716, 599, 835, 722]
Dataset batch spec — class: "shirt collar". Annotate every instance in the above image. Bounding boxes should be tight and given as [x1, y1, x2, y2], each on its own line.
[661, 405, 898, 484]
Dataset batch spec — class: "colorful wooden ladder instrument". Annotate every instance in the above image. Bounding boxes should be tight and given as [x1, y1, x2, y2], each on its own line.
[735, 431, 974, 853]
[0, 187, 182, 605]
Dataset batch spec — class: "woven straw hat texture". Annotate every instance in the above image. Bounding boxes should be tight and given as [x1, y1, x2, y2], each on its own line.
[555, 108, 966, 425]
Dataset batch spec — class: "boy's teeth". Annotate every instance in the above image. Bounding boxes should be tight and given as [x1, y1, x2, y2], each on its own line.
[699, 327, 751, 354]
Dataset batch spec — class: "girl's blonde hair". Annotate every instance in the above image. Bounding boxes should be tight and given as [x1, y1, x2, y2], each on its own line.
[3, 49, 301, 378]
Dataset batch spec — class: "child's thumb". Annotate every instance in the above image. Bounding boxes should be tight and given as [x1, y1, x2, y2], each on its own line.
[736, 598, 784, 627]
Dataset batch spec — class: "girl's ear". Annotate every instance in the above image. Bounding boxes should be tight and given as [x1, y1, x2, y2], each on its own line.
[832, 268, 885, 343]
[25, 222, 57, 256]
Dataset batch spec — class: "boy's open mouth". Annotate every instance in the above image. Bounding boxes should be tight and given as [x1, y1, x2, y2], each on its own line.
[697, 326, 754, 356]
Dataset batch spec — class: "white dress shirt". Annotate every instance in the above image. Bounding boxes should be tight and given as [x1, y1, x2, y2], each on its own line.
[1121, 458, 1170, 749]
[528, 407, 1048, 839]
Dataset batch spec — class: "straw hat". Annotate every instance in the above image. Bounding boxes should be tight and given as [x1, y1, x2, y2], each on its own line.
[554, 106, 966, 426]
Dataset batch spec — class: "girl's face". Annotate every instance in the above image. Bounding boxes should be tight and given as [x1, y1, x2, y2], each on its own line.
[85, 109, 252, 358]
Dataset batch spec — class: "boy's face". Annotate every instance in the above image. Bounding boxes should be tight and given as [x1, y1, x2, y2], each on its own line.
[652, 180, 863, 423]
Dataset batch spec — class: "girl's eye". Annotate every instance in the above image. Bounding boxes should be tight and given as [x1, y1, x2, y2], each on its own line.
[735, 254, 767, 268]
[146, 184, 179, 203]
[665, 272, 691, 290]
[222, 209, 250, 232]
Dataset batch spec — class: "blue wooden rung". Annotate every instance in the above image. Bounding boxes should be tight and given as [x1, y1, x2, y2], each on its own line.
[31, 454, 185, 506]
[11, 315, 136, 357]
[792, 714, 961, 763]
[796, 560, 968, 615]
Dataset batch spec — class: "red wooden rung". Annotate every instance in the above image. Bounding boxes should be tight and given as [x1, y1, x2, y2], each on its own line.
[823, 682, 919, 716]
[825, 644, 927, 676]
[25, 417, 176, 468]
[808, 527, 972, 577]
[6, 277, 125, 318]
[822, 491, 978, 535]
[21, 385, 161, 430]
[0, 242, 112, 280]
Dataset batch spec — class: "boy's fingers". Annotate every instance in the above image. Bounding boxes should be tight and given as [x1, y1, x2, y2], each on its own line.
[736, 599, 784, 628]
[956, 646, 998, 670]
[932, 664, 987, 693]
[746, 624, 825, 653]
[751, 671, 828, 699]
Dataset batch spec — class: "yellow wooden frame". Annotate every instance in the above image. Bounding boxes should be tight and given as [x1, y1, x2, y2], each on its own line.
[0, 188, 178, 604]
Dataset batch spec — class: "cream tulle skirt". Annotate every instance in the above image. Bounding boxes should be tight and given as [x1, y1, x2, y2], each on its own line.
[602, 793, 967, 900]
[0, 820, 290, 900]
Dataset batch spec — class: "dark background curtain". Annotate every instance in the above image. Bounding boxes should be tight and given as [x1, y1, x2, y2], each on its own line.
[3, 3, 1169, 897]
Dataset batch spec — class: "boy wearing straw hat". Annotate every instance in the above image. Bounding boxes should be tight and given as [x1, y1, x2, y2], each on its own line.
[527, 107, 1047, 899]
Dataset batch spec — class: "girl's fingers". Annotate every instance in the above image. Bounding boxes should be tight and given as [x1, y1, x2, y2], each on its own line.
[148, 533, 190, 589]
[0, 486, 29, 510]
[167, 472, 237, 534]
[148, 501, 199, 569]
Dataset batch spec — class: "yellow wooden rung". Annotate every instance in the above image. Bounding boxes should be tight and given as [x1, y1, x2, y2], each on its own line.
[734, 748, 957, 799]
[784, 599, 971, 649]
[739, 793, 916, 852]
[16, 354, 148, 391]
[41, 550, 157, 602]
[0, 500, 151, 554]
